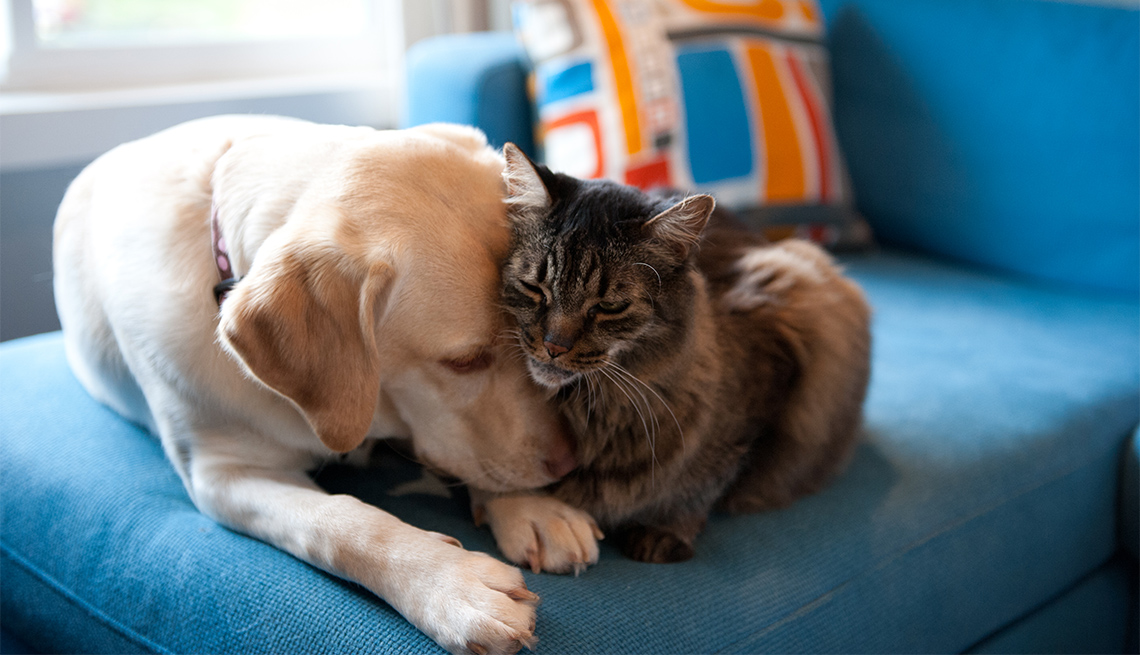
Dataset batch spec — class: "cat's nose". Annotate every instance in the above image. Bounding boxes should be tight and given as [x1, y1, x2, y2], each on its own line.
[544, 339, 571, 358]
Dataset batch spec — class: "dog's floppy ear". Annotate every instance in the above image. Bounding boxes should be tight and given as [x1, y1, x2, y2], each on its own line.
[218, 241, 394, 453]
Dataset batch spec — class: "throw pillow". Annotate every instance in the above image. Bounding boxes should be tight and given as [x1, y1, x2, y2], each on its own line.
[512, 0, 871, 248]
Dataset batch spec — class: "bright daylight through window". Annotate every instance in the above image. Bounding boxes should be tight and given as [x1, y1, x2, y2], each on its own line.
[1, 0, 393, 90]
[32, 0, 369, 47]
[0, 0, 400, 171]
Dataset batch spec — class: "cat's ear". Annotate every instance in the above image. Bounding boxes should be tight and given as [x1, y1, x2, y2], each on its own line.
[502, 142, 552, 217]
[644, 194, 716, 260]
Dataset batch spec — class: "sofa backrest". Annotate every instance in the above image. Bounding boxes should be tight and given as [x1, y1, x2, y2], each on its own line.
[819, 0, 1138, 294]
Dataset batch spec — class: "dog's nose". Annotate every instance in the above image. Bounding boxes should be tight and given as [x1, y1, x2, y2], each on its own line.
[543, 334, 573, 358]
[543, 430, 577, 480]
[544, 450, 577, 480]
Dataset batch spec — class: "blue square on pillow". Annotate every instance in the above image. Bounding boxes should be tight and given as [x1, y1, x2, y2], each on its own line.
[539, 60, 594, 105]
[675, 44, 753, 184]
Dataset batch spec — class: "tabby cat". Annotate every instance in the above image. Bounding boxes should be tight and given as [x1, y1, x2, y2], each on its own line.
[473, 144, 871, 570]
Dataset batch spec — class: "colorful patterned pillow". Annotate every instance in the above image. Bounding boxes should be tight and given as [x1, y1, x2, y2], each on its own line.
[512, 0, 871, 248]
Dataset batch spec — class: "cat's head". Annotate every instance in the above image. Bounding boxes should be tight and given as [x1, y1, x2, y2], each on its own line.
[499, 143, 715, 389]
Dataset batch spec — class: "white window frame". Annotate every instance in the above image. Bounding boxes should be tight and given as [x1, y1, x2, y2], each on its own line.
[1, 0, 401, 90]
[0, 0, 412, 171]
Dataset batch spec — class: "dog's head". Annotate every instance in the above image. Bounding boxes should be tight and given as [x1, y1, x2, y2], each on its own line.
[215, 124, 573, 492]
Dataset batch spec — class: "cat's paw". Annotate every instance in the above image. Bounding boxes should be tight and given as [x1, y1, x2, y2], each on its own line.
[476, 494, 603, 575]
[616, 524, 695, 563]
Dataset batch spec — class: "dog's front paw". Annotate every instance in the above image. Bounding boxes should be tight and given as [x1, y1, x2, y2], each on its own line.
[394, 531, 539, 655]
[476, 494, 603, 575]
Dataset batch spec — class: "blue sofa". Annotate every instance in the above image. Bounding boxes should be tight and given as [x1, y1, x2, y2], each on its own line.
[3, 1, 1137, 652]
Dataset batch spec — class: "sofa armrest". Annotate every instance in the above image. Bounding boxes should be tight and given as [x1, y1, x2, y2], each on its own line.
[1122, 426, 1139, 561]
[403, 32, 535, 157]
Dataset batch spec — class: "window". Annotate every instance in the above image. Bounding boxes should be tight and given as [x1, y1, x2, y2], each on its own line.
[1, 0, 400, 90]
[33, 0, 368, 46]
[0, 0, 414, 171]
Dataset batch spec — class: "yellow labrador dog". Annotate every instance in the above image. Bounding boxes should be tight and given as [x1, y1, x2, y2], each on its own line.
[53, 115, 574, 655]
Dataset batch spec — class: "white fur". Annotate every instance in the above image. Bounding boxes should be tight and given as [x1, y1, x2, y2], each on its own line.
[501, 143, 551, 214]
[721, 245, 827, 312]
[53, 116, 570, 655]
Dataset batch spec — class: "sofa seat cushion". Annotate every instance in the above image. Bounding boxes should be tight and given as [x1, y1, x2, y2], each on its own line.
[2, 251, 1136, 654]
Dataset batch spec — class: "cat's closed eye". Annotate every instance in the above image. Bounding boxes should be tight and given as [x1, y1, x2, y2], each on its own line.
[591, 300, 630, 315]
[516, 279, 548, 305]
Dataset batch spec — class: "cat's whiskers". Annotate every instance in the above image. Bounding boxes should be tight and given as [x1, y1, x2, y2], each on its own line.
[378, 441, 426, 468]
[597, 366, 653, 482]
[597, 364, 659, 485]
[389, 450, 530, 494]
[504, 344, 532, 365]
[602, 363, 662, 482]
[494, 328, 543, 370]
[588, 371, 598, 422]
[615, 366, 661, 437]
[607, 360, 686, 454]
[603, 362, 660, 448]
[495, 327, 521, 339]
[634, 262, 663, 288]
[499, 347, 533, 375]
[428, 455, 534, 490]
[571, 370, 591, 412]
[399, 453, 499, 490]
[579, 370, 599, 428]
[494, 328, 525, 352]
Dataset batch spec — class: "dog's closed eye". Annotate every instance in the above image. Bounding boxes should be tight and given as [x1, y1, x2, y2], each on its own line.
[441, 351, 493, 374]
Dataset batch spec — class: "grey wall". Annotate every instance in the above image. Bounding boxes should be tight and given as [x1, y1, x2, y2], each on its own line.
[1, 163, 87, 341]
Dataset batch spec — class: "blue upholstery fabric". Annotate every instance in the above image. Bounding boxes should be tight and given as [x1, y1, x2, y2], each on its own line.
[818, 0, 1140, 293]
[966, 556, 1136, 654]
[0, 335, 437, 654]
[3, 251, 1136, 653]
[404, 32, 536, 157]
[1124, 427, 1139, 560]
[0, 629, 35, 654]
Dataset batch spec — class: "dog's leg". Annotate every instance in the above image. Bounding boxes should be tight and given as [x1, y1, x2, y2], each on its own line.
[189, 457, 538, 655]
[472, 490, 603, 576]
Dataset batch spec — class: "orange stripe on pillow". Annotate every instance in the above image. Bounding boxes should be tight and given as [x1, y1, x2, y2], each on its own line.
[786, 50, 830, 203]
[747, 44, 805, 203]
[679, 0, 785, 22]
[797, 1, 820, 26]
[591, 0, 642, 156]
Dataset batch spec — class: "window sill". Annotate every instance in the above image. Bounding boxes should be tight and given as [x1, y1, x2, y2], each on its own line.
[0, 71, 399, 172]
